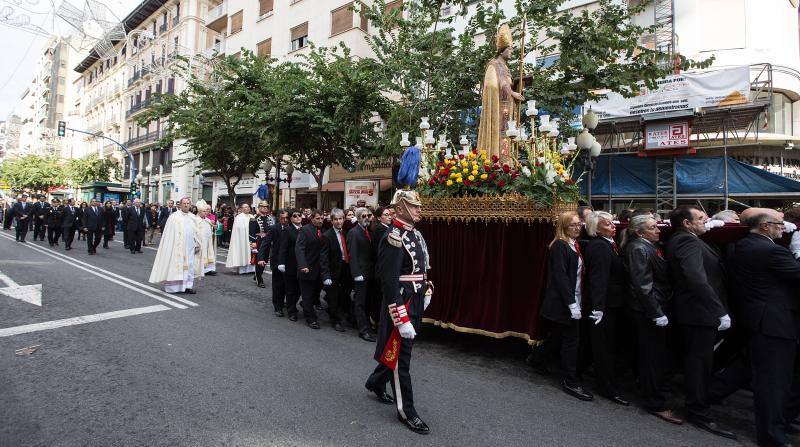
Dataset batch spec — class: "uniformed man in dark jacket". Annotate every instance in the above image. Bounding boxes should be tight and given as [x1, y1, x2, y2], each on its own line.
[12, 194, 31, 242]
[364, 190, 432, 435]
[294, 209, 328, 329]
[348, 207, 376, 341]
[61, 198, 78, 250]
[46, 198, 62, 246]
[33, 194, 49, 241]
[258, 210, 288, 316]
[277, 209, 303, 322]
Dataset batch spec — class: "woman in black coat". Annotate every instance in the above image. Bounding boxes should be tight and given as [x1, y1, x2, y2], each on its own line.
[101, 201, 117, 248]
[622, 214, 682, 425]
[540, 211, 592, 401]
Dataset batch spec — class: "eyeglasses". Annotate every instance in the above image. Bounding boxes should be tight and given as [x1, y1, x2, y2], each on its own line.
[567, 223, 582, 228]
[291, 213, 302, 218]
[765, 221, 785, 226]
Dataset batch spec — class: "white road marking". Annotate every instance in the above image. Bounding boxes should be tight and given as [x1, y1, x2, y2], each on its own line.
[0, 269, 42, 307]
[0, 305, 170, 337]
[0, 234, 191, 309]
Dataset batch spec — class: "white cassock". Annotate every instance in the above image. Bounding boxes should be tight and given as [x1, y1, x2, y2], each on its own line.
[149, 211, 203, 293]
[225, 212, 254, 274]
[200, 217, 217, 274]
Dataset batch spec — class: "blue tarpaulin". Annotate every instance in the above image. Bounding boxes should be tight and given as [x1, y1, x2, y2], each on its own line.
[581, 155, 800, 196]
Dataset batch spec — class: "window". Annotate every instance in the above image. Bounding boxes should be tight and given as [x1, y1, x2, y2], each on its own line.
[385, 0, 402, 15]
[257, 38, 272, 58]
[767, 92, 793, 136]
[259, 0, 273, 17]
[331, 3, 354, 36]
[230, 10, 243, 34]
[290, 22, 309, 51]
[161, 145, 172, 173]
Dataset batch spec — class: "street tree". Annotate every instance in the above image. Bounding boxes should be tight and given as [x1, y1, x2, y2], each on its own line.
[0, 155, 66, 192]
[139, 52, 278, 202]
[65, 154, 121, 186]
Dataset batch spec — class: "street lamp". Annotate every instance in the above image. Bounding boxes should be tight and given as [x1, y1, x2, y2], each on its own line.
[577, 128, 600, 206]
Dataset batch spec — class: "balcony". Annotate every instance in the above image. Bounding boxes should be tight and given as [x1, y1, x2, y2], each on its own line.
[125, 95, 161, 118]
[172, 15, 180, 26]
[102, 143, 117, 157]
[205, 2, 227, 33]
[86, 122, 103, 134]
[125, 129, 168, 149]
[127, 70, 141, 87]
[159, 22, 168, 34]
[205, 38, 226, 57]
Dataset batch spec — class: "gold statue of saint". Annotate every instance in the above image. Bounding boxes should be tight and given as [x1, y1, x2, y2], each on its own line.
[477, 24, 524, 162]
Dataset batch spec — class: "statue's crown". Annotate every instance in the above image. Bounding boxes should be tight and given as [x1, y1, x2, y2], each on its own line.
[496, 23, 512, 51]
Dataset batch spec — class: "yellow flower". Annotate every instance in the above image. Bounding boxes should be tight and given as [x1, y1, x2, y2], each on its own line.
[446, 180, 454, 186]
[456, 172, 462, 177]
[480, 173, 488, 180]
[462, 168, 469, 174]
[450, 172, 457, 179]
[468, 175, 475, 181]
[456, 177, 463, 183]
[468, 152, 476, 159]
[471, 170, 478, 176]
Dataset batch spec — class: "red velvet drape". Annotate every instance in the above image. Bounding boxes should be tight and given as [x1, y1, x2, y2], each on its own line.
[417, 220, 554, 343]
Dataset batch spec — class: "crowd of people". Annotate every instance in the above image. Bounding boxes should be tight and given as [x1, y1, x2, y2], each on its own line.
[537, 204, 800, 446]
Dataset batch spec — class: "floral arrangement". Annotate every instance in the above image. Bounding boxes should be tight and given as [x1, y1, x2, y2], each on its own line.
[417, 147, 582, 207]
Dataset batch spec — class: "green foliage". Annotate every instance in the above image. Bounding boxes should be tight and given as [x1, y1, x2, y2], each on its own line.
[0, 155, 66, 191]
[65, 154, 121, 186]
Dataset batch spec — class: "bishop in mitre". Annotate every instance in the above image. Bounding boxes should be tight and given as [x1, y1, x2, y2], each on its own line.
[225, 203, 255, 274]
[477, 23, 524, 162]
[149, 197, 203, 294]
[196, 199, 217, 276]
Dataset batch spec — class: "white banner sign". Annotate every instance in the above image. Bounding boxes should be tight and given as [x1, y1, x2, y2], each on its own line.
[587, 66, 750, 118]
[344, 180, 379, 209]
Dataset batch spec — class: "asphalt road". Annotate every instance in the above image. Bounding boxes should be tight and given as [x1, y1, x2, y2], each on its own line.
[0, 229, 765, 446]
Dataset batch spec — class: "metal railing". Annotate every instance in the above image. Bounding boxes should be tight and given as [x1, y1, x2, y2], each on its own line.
[159, 23, 168, 34]
[205, 2, 227, 23]
[172, 15, 180, 26]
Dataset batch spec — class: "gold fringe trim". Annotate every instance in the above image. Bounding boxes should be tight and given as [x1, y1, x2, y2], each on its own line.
[420, 194, 575, 224]
[422, 317, 544, 346]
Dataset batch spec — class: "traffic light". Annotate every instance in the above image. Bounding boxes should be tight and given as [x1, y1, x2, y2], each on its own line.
[57, 121, 66, 137]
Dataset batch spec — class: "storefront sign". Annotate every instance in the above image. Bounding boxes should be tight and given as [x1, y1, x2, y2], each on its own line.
[645, 121, 690, 150]
[344, 180, 379, 208]
[587, 66, 750, 118]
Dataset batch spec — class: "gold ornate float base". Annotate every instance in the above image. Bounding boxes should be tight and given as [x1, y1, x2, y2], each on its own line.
[421, 193, 575, 224]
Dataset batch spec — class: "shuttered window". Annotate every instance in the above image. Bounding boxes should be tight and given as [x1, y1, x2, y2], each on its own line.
[385, 0, 402, 15]
[258, 0, 273, 17]
[290, 22, 308, 51]
[331, 3, 354, 36]
[257, 38, 272, 58]
[230, 10, 243, 34]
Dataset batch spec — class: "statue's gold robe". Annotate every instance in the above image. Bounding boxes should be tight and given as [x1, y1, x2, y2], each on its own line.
[477, 57, 516, 161]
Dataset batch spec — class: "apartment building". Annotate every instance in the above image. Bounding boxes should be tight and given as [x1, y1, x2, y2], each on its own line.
[12, 36, 83, 159]
[75, 0, 219, 204]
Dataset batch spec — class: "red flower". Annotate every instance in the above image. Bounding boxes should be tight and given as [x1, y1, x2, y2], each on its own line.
[440, 177, 447, 184]
[493, 163, 500, 170]
[484, 165, 491, 171]
[491, 155, 499, 162]
[441, 168, 450, 176]
[565, 178, 575, 185]
[511, 172, 519, 180]
[497, 180, 506, 188]
[475, 181, 482, 187]
[502, 164, 511, 173]
[489, 173, 497, 181]
[464, 179, 472, 186]
[458, 154, 465, 159]
[534, 161, 541, 167]
[428, 179, 436, 186]
[436, 161, 444, 168]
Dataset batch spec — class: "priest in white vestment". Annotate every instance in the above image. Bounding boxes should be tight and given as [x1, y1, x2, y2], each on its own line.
[196, 199, 217, 275]
[225, 203, 255, 274]
[149, 197, 203, 294]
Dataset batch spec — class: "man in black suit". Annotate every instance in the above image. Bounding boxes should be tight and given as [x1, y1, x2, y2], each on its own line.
[81, 198, 105, 255]
[61, 198, 78, 250]
[33, 195, 48, 241]
[125, 198, 147, 254]
[584, 211, 630, 406]
[278, 209, 303, 322]
[45, 198, 62, 246]
[348, 207, 376, 341]
[321, 208, 348, 332]
[158, 200, 177, 231]
[731, 210, 800, 447]
[12, 194, 31, 242]
[258, 210, 288, 316]
[294, 209, 328, 329]
[117, 202, 129, 249]
[666, 205, 735, 439]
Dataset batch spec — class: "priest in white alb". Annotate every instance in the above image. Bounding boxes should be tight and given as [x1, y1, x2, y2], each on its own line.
[225, 203, 255, 274]
[149, 197, 203, 294]
[196, 199, 217, 276]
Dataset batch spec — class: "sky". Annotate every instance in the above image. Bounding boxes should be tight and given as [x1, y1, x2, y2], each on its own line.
[0, 0, 140, 121]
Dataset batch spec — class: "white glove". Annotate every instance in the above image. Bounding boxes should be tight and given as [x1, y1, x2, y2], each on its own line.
[354, 275, 364, 282]
[589, 310, 603, 325]
[783, 221, 797, 233]
[653, 315, 669, 327]
[323, 279, 332, 286]
[704, 219, 725, 231]
[568, 303, 581, 320]
[398, 321, 416, 339]
[718, 314, 731, 331]
[277, 264, 286, 273]
[424, 289, 432, 311]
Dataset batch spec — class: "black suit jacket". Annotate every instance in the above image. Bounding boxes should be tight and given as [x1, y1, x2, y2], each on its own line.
[81, 206, 104, 231]
[12, 202, 31, 224]
[277, 224, 300, 277]
[144, 210, 159, 227]
[295, 223, 328, 281]
[540, 239, 580, 324]
[732, 233, 800, 340]
[372, 223, 389, 257]
[46, 205, 62, 227]
[257, 223, 284, 269]
[34, 201, 48, 220]
[60, 205, 78, 229]
[158, 207, 177, 228]
[623, 236, 672, 319]
[666, 229, 728, 327]
[125, 206, 147, 232]
[584, 237, 630, 311]
[322, 227, 346, 281]
[347, 225, 374, 279]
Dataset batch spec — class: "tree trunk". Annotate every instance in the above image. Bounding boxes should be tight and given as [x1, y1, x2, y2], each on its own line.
[315, 166, 326, 210]
[273, 160, 281, 211]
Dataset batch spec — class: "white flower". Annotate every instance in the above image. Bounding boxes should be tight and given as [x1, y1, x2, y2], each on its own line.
[545, 170, 556, 185]
[522, 166, 532, 177]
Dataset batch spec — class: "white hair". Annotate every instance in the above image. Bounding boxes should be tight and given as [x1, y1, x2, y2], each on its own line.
[585, 211, 614, 237]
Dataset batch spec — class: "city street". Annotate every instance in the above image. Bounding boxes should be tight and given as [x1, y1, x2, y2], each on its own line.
[0, 231, 759, 446]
